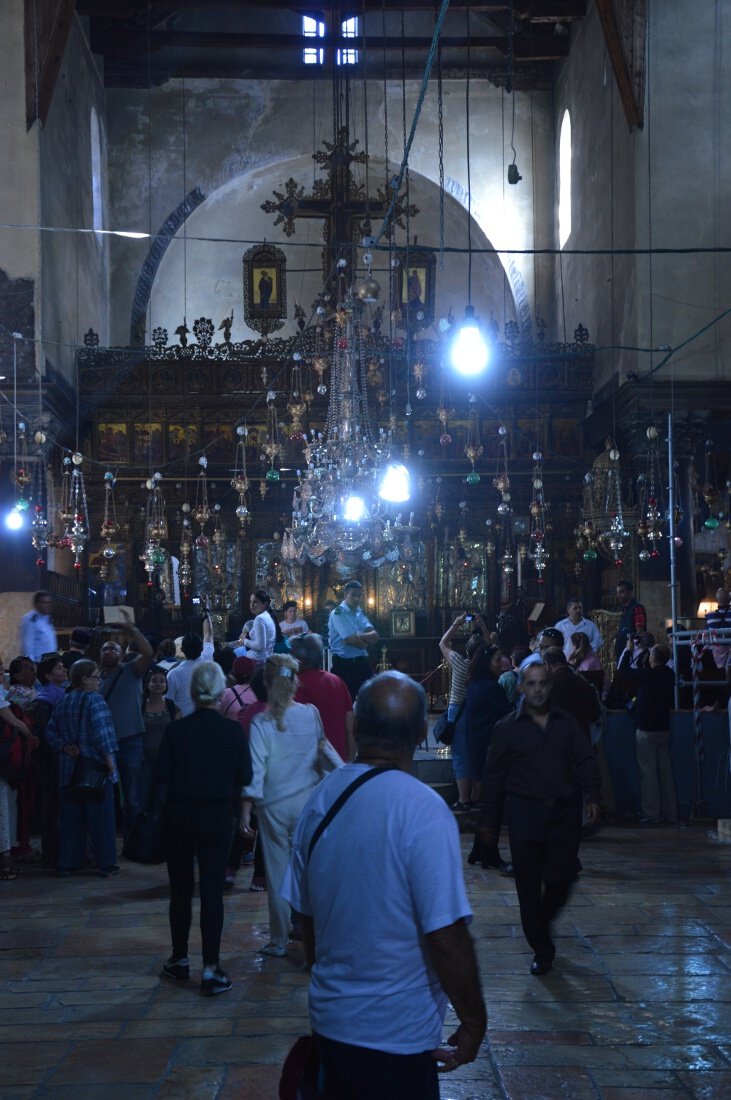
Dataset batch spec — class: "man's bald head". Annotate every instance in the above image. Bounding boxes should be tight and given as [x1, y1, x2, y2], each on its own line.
[354, 671, 427, 755]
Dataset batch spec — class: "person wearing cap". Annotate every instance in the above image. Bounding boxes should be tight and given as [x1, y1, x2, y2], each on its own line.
[327, 581, 379, 702]
[218, 656, 257, 723]
[61, 628, 93, 673]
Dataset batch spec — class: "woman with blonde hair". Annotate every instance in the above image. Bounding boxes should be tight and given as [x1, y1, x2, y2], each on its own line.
[241, 653, 342, 957]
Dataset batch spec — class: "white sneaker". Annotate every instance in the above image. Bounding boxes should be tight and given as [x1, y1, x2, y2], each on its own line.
[260, 942, 287, 958]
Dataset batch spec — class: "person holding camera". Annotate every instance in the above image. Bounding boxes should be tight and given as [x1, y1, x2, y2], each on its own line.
[165, 609, 214, 718]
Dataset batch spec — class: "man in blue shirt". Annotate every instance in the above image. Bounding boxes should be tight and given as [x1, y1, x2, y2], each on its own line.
[19, 591, 57, 662]
[327, 581, 379, 701]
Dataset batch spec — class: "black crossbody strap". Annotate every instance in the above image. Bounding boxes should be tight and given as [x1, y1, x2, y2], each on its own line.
[307, 767, 393, 860]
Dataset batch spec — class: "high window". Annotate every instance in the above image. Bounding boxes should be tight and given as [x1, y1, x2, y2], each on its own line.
[302, 15, 358, 66]
[91, 107, 103, 236]
[558, 109, 572, 249]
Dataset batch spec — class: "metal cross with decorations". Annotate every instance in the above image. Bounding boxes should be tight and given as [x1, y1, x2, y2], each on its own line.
[261, 127, 418, 283]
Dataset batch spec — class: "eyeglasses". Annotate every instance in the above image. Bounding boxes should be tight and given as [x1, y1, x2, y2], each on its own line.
[85, 672, 101, 680]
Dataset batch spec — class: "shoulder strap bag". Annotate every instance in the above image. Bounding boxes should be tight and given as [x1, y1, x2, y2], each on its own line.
[308, 766, 393, 860]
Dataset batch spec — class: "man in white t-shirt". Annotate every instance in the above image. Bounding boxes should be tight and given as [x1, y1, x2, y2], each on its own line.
[283, 671, 486, 1099]
[554, 598, 603, 658]
[165, 612, 214, 717]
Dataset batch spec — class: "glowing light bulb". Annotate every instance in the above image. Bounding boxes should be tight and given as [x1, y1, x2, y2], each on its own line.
[449, 306, 489, 377]
[5, 507, 23, 531]
[343, 495, 367, 522]
[379, 463, 410, 503]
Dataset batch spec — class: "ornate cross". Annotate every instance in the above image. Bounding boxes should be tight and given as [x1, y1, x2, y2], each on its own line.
[261, 127, 418, 283]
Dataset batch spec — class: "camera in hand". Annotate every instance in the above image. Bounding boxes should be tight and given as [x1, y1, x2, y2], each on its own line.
[191, 597, 201, 605]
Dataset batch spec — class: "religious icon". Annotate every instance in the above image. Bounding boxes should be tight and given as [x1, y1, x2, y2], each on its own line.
[392, 250, 435, 332]
[97, 422, 128, 463]
[167, 423, 198, 461]
[133, 422, 163, 463]
[243, 244, 287, 335]
[391, 610, 416, 637]
[203, 422, 234, 463]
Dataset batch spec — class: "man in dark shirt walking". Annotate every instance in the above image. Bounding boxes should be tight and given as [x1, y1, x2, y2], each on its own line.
[618, 640, 677, 824]
[477, 663, 600, 976]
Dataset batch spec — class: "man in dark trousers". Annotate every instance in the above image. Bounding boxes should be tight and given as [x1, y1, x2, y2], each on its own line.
[477, 663, 600, 976]
[618, 640, 677, 824]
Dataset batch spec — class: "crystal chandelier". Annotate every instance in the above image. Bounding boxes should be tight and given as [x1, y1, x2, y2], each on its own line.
[282, 290, 410, 566]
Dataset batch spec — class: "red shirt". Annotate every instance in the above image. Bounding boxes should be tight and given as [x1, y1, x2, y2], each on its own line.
[294, 668, 353, 759]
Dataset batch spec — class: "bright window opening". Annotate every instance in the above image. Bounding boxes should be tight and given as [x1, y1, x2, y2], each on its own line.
[303, 15, 325, 65]
[338, 16, 358, 66]
[91, 106, 103, 236]
[558, 109, 572, 249]
[302, 15, 358, 66]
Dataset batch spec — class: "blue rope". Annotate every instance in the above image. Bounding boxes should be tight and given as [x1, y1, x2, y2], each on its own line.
[374, 0, 452, 245]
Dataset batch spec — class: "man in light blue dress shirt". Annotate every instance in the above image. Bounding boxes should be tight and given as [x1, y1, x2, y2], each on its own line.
[19, 591, 58, 662]
[327, 581, 379, 701]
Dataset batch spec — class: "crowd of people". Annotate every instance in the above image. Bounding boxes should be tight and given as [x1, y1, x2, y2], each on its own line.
[1, 579, 730, 1096]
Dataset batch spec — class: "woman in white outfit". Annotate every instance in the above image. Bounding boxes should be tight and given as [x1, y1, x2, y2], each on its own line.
[238, 590, 277, 663]
[240, 653, 342, 956]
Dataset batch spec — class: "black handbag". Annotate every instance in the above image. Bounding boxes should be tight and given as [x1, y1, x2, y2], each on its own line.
[433, 712, 455, 746]
[69, 755, 108, 802]
[122, 807, 164, 863]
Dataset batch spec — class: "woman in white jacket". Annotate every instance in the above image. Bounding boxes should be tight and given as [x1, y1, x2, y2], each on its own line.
[241, 653, 342, 957]
[237, 590, 278, 663]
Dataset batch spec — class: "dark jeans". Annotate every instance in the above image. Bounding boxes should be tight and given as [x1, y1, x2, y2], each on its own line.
[58, 782, 117, 872]
[507, 793, 582, 962]
[116, 734, 144, 839]
[331, 655, 372, 702]
[315, 1034, 439, 1100]
[164, 822, 230, 965]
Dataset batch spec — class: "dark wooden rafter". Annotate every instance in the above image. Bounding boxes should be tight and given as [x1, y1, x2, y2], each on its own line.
[75, 1, 586, 17]
[24, 0, 76, 129]
[595, 0, 644, 131]
[88, 28, 570, 60]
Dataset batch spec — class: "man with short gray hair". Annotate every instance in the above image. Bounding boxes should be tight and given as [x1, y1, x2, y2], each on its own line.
[283, 671, 486, 1098]
[290, 633, 354, 760]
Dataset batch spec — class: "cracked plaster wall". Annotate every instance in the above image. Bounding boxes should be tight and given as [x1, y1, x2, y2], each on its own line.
[556, 0, 731, 394]
[105, 77, 556, 347]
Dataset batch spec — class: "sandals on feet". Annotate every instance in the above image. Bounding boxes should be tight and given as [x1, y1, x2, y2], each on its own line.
[0, 867, 19, 881]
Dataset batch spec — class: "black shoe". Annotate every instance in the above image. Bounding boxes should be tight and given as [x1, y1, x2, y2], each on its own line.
[161, 956, 190, 982]
[451, 800, 470, 812]
[530, 945, 555, 977]
[497, 861, 515, 877]
[97, 865, 120, 878]
[200, 967, 232, 996]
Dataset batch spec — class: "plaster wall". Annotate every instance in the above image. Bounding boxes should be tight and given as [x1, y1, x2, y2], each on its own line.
[0, 0, 39, 372]
[39, 17, 109, 383]
[105, 77, 555, 347]
[632, 0, 731, 383]
[556, 0, 731, 395]
[555, 5, 638, 396]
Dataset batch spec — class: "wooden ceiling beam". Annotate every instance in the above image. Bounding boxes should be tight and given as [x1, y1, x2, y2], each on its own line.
[25, 0, 76, 128]
[77, 0, 586, 17]
[89, 28, 568, 60]
[595, 0, 643, 130]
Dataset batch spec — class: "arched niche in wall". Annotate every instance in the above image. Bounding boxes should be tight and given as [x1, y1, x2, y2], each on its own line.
[143, 156, 519, 346]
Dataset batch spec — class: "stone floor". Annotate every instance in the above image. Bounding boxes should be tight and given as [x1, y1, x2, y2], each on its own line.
[2, 822, 731, 1099]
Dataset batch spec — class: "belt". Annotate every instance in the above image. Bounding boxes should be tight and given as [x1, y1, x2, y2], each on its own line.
[117, 733, 143, 744]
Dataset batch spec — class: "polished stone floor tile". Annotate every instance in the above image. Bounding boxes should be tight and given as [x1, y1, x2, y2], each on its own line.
[1, 823, 730, 1098]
